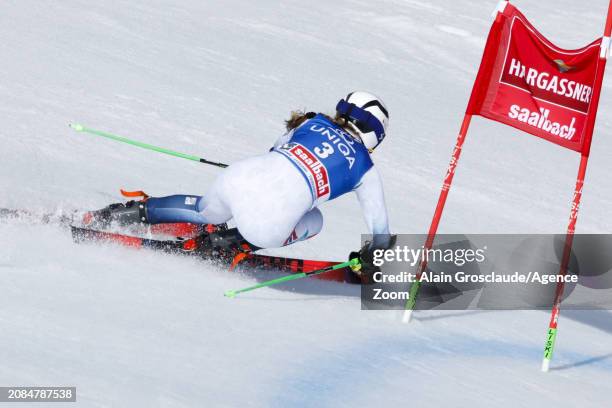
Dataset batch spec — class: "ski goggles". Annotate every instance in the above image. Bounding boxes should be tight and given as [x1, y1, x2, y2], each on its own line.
[336, 99, 385, 143]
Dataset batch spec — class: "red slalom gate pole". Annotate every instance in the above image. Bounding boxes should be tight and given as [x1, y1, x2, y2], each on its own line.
[541, 0, 612, 372]
[541, 155, 588, 372]
[402, 114, 473, 323]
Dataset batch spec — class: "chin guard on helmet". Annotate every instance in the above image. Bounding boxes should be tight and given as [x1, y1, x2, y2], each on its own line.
[336, 99, 386, 148]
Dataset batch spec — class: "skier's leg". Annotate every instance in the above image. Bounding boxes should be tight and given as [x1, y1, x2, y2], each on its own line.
[145, 171, 234, 225]
[195, 186, 233, 225]
[282, 208, 323, 246]
[145, 193, 321, 245]
[144, 195, 208, 224]
[223, 154, 314, 249]
[231, 206, 323, 250]
[84, 183, 233, 228]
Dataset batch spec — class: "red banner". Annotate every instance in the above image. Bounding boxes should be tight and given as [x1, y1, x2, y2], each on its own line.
[467, 3, 606, 154]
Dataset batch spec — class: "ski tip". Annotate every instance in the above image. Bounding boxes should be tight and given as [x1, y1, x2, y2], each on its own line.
[541, 359, 550, 372]
[69, 123, 84, 132]
[224, 290, 237, 298]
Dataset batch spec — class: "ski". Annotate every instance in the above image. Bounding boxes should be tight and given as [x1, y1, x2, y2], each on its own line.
[70, 225, 360, 284]
[239, 253, 360, 284]
[1, 207, 360, 283]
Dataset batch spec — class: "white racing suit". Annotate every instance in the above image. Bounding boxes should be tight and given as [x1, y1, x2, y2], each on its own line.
[145, 114, 390, 249]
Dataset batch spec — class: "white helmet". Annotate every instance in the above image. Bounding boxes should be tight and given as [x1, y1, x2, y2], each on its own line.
[336, 91, 389, 150]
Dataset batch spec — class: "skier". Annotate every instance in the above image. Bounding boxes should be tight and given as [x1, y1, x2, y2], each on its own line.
[86, 91, 392, 275]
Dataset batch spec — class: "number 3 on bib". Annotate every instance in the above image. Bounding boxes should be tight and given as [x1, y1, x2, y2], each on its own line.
[314, 142, 334, 159]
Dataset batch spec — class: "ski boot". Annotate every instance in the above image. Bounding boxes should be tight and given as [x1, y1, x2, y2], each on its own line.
[197, 227, 260, 267]
[81, 200, 148, 230]
[81, 200, 229, 241]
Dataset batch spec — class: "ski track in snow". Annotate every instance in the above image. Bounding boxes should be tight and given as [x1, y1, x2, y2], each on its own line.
[1, 0, 612, 406]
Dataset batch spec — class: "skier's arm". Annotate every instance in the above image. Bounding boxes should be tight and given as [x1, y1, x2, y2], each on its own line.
[349, 166, 393, 278]
[354, 166, 391, 247]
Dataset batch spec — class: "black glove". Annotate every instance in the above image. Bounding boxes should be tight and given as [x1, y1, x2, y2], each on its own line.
[348, 242, 379, 279]
[349, 235, 397, 282]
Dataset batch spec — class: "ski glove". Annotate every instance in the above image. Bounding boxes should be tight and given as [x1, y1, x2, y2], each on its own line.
[349, 235, 396, 282]
[348, 242, 379, 282]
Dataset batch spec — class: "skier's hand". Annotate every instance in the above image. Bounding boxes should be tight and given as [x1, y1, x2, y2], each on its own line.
[348, 243, 379, 278]
[348, 251, 362, 271]
[349, 236, 396, 282]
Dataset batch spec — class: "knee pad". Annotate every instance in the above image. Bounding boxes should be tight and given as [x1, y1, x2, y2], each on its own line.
[283, 208, 323, 246]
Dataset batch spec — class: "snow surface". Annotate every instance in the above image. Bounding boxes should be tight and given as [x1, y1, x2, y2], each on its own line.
[1, 0, 612, 406]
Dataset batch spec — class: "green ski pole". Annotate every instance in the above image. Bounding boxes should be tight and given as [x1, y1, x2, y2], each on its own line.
[224, 258, 360, 298]
[69, 123, 228, 168]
